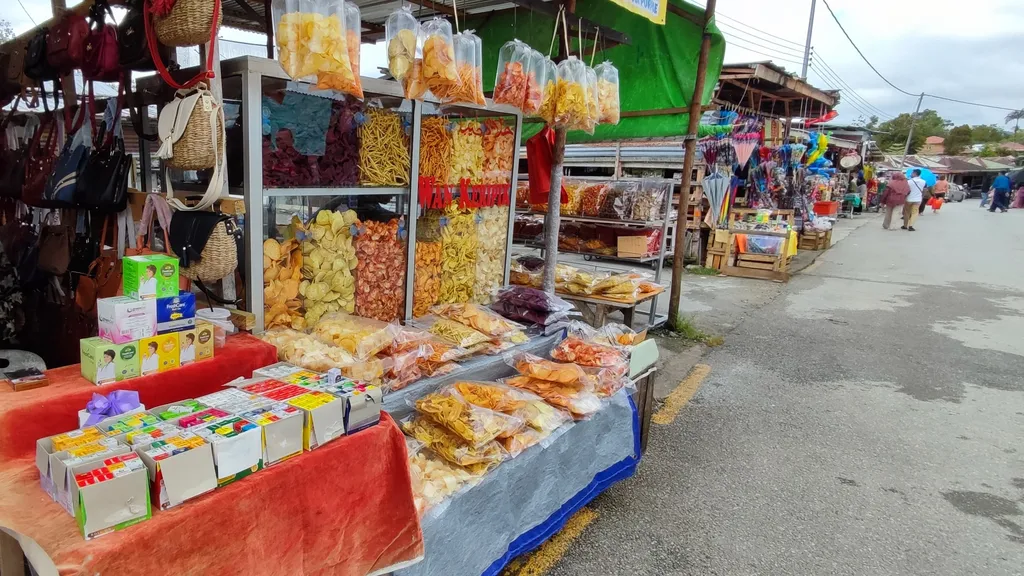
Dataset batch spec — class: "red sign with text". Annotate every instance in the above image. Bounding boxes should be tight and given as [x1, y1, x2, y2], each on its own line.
[417, 178, 511, 210]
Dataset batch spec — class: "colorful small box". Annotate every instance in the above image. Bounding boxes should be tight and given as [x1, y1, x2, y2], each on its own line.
[123, 254, 179, 300]
[194, 321, 215, 361]
[70, 453, 150, 539]
[261, 384, 310, 403]
[240, 379, 290, 395]
[80, 337, 141, 385]
[252, 362, 305, 380]
[286, 391, 344, 450]
[323, 380, 383, 434]
[239, 403, 304, 465]
[177, 327, 199, 365]
[155, 400, 204, 421]
[139, 333, 179, 375]
[125, 423, 180, 447]
[193, 417, 263, 486]
[97, 297, 157, 344]
[156, 291, 196, 334]
[102, 413, 161, 435]
[177, 407, 230, 429]
[137, 433, 217, 509]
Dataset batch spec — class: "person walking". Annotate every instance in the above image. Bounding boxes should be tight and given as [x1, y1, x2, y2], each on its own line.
[930, 175, 948, 213]
[980, 178, 991, 208]
[1011, 184, 1024, 209]
[989, 171, 1011, 213]
[880, 173, 910, 229]
[904, 169, 927, 231]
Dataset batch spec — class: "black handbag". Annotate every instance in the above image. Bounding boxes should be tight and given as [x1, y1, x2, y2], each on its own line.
[119, 0, 174, 72]
[24, 28, 58, 83]
[42, 93, 91, 208]
[79, 87, 130, 212]
[0, 96, 27, 200]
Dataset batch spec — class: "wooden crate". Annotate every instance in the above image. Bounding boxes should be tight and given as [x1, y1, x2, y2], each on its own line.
[799, 230, 827, 251]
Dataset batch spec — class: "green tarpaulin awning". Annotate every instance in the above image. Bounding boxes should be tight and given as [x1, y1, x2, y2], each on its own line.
[470, 0, 725, 143]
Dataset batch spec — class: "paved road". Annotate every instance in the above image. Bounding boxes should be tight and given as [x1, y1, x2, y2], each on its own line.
[550, 202, 1024, 575]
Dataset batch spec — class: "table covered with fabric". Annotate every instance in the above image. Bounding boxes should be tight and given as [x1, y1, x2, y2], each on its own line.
[397, 390, 639, 576]
[0, 334, 424, 576]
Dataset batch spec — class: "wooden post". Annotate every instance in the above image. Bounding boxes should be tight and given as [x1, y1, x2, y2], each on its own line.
[542, 126, 567, 293]
[667, 0, 716, 331]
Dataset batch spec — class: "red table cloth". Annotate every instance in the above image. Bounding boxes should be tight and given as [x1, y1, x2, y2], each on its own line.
[0, 334, 424, 575]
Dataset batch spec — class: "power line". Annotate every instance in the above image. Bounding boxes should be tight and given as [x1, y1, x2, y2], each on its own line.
[715, 20, 805, 57]
[820, 0, 1020, 112]
[688, 1, 805, 48]
[809, 65, 889, 123]
[16, 0, 37, 26]
[810, 56, 892, 119]
[721, 30, 805, 63]
[722, 34, 804, 67]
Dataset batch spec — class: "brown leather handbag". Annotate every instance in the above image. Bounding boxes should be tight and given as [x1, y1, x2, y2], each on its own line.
[47, 12, 90, 74]
[75, 214, 122, 314]
[36, 212, 74, 276]
[21, 107, 63, 208]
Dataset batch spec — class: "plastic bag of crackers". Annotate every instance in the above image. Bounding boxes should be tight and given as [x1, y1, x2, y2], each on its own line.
[406, 437, 484, 517]
[413, 386, 524, 447]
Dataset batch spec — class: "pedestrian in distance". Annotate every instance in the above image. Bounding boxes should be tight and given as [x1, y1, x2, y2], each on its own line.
[989, 171, 1011, 213]
[930, 175, 948, 213]
[880, 173, 910, 230]
[980, 178, 991, 208]
[1012, 184, 1024, 209]
[904, 169, 927, 231]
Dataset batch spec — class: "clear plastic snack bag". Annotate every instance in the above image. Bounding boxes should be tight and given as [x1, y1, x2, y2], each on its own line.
[493, 39, 532, 111]
[420, 17, 459, 99]
[415, 314, 492, 349]
[414, 386, 525, 446]
[595, 60, 620, 125]
[385, 5, 419, 89]
[311, 312, 394, 359]
[554, 56, 588, 128]
[504, 351, 592, 386]
[535, 54, 558, 123]
[402, 414, 507, 473]
[453, 380, 573, 435]
[495, 285, 574, 313]
[273, 0, 328, 82]
[631, 179, 669, 221]
[581, 65, 599, 134]
[501, 375, 602, 420]
[598, 180, 638, 220]
[430, 302, 524, 338]
[310, 0, 362, 97]
[443, 30, 486, 105]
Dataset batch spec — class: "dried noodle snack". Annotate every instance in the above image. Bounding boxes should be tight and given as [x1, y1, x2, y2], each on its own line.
[414, 388, 524, 446]
[419, 117, 453, 183]
[359, 108, 410, 186]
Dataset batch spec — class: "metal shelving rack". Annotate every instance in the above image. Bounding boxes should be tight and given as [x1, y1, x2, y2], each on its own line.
[138, 55, 523, 331]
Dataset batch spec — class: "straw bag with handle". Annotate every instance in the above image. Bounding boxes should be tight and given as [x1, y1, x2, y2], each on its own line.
[156, 82, 225, 208]
[151, 0, 222, 48]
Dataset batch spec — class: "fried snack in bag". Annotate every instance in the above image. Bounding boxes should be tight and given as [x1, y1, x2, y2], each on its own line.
[482, 119, 514, 184]
[385, 6, 418, 87]
[355, 218, 406, 322]
[272, 0, 330, 81]
[596, 322, 641, 347]
[554, 57, 588, 129]
[551, 335, 626, 367]
[300, 208, 360, 325]
[263, 237, 305, 330]
[503, 427, 550, 458]
[262, 327, 381, 382]
[416, 315, 491, 348]
[509, 260, 540, 287]
[471, 205, 509, 304]
[312, 312, 393, 359]
[438, 205, 478, 303]
[581, 65, 599, 134]
[562, 178, 584, 215]
[431, 303, 523, 337]
[594, 61, 621, 125]
[407, 438, 483, 515]
[503, 375, 601, 419]
[451, 381, 571, 434]
[535, 55, 558, 123]
[493, 39, 533, 111]
[495, 285, 574, 313]
[420, 18, 459, 98]
[450, 119, 484, 184]
[419, 116, 453, 183]
[403, 59, 429, 100]
[380, 345, 428, 392]
[579, 183, 609, 217]
[414, 240, 442, 317]
[591, 273, 641, 298]
[402, 415, 506, 474]
[359, 107, 411, 186]
[314, 1, 363, 97]
[441, 31, 486, 105]
[505, 351, 591, 385]
[583, 364, 631, 397]
[415, 388, 524, 446]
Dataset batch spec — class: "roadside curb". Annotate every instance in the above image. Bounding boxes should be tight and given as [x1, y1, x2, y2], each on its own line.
[789, 214, 879, 275]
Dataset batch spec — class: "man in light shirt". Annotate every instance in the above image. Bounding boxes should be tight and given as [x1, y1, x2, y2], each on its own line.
[903, 169, 928, 231]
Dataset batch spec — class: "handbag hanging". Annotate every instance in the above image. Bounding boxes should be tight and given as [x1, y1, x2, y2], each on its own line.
[79, 86, 131, 212]
[128, 192, 173, 257]
[43, 91, 92, 208]
[119, 0, 174, 72]
[151, 0, 222, 48]
[82, 0, 121, 82]
[76, 209, 136, 314]
[37, 211, 74, 276]
[47, 11, 90, 75]
[157, 82, 226, 211]
[24, 28, 59, 83]
[169, 210, 240, 282]
[22, 98, 66, 208]
[0, 96, 30, 200]
[144, 0, 219, 90]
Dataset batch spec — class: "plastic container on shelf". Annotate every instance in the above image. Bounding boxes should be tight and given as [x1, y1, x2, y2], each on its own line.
[196, 308, 235, 348]
[420, 18, 459, 99]
[595, 61, 621, 125]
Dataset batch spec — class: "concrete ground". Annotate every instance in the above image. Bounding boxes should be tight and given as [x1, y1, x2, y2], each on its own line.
[532, 201, 1024, 575]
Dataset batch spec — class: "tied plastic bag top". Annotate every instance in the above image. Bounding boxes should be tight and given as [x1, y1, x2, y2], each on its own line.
[402, 414, 507, 474]
[594, 61, 620, 125]
[493, 39, 534, 112]
[504, 351, 593, 386]
[420, 18, 459, 99]
[535, 54, 558, 123]
[554, 56, 588, 129]
[496, 285, 574, 313]
[441, 31, 485, 105]
[413, 386, 525, 447]
[385, 5, 419, 87]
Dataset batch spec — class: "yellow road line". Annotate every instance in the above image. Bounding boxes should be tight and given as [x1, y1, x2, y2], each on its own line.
[652, 364, 711, 425]
[504, 508, 599, 576]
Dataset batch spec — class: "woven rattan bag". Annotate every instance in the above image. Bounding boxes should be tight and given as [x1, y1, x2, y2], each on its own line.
[157, 82, 223, 171]
[153, 0, 223, 47]
[169, 210, 240, 282]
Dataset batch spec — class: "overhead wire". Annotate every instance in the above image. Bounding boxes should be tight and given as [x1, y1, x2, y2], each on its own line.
[808, 63, 888, 123]
[16, 0, 38, 26]
[810, 61, 892, 120]
[811, 53, 892, 119]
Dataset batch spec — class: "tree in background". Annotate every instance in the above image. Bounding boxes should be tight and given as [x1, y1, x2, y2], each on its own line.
[0, 19, 13, 42]
[979, 144, 1013, 158]
[971, 124, 1009, 144]
[875, 109, 949, 154]
[1005, 109, 1024, 136]
[945, 125, 973, 155]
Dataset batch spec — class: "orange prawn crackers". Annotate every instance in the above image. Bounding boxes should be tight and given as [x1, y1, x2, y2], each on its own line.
[502, 375, 601, 419]
[550, 335, 626, 368]
[505, 351, 591, 386]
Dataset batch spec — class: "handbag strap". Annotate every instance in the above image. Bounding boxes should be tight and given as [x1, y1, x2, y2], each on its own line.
[165, 93, 225, 211]
[125, 81, 157, 142]
[137, 193, 172, 250]
[116, 206, 137, 257]
[143, 0, 220, 90]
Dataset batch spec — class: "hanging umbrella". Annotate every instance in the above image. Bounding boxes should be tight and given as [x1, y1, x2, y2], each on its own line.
[703, 171, 730, 226]
[732, 134, 758, 168]
[905, 166, 937, 187]
[790, 144, 807, 166]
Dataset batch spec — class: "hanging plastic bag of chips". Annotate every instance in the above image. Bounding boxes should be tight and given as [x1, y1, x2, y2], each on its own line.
[272, 0, 329, 82]
[554, 56, 588, 129]
[421, 17, 460, 99]
[535, 54, 558, 123]
[385, 5, 419, 90]
[594, 60, 620, 125]
[441, 31, 485, 105]
[301, 0, 360, 97]
[493, 39, 533, 111]
[581, 65, 599, 134]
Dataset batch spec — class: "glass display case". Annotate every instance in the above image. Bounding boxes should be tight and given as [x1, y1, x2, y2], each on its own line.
[139, 56, 523, 331]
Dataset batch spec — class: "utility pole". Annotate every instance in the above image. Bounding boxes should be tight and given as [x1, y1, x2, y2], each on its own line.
[900, 93, 925, 168]
[667, 0, 716, 332]
[801, 0, 816, 79]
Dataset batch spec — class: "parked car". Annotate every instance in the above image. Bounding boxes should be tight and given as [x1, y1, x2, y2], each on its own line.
[946, 184, 966, 202]
[966, 185, 985, 199]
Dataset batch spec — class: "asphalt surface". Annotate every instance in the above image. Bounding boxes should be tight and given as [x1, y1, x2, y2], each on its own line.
[551, 201, 1024, 575]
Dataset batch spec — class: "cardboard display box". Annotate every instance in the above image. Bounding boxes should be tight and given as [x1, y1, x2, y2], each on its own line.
[123, 254, 179, 300]
[80, 338, 141, 384]
[148, 399, 211, 424]
[192, 417, 263, 486]
[139, 332, 180, 375]
[286, 392, 345, 450]
[322, 381, 382, 434]
[70, 453, 151, 539]
[97, 297, 157, 344]
[136, 434, 218, 509]
[238, 403, 305, 466]
[35, 431, 130, 516]
[156, 291, 196, 334]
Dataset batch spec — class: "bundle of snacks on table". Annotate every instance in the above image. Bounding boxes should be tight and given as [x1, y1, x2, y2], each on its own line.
[551, 335, 626, 368]
[493, 39, 534, 112]
[261, 328, 383, 382]
[490, 286, 574, 326]
[355, 219, 406, 322]
[558, 267, 607, 296]
[509, 260, 541, 288]
[407, 438, 482, 515]
[414, 387, 524, 445]
[438, 206, 479, 303]
[505, 352, 592, 386]
[263, 237, 304, 330]
[300, 208, 359, 324]
[416, 315, 491, 349]
[452, 381, 570, 433]
[502, 375, 601, 419]
[312, 312, 393, 359]
[431, 302, 522, 339]
[591, 273, 641, 300]
[402, 414, 506, 474]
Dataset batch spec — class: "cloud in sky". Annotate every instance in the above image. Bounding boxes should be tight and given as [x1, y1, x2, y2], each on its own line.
[7, 0, 1023, 127]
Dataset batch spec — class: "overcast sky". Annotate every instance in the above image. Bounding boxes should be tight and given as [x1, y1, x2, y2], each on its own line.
[8, 0, 1023, 128]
